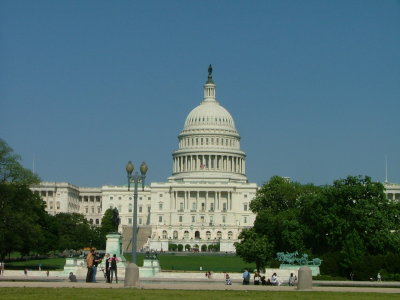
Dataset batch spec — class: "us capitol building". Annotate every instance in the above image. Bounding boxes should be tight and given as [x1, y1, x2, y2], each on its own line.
[31, 67, 400, 253]
[31, 67, 258, 252]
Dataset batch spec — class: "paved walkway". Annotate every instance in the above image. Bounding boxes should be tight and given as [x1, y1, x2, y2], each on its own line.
[0, 276, 399, 293]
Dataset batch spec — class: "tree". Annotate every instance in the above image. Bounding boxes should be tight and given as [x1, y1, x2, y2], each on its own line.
[248, 176, 318, 255]
[235, 228, 273, 270]
[0, 139, 40, 184]
[301, 176, 400, 256]
[54, 213, 94, 250]
[0, 183, 46, 259]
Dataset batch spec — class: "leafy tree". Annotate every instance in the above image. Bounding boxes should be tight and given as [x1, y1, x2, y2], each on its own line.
[0, 183, 46, 259]
[247, 176, 318, 255]
[301, 176, 400, 256]
[235, 228, 273, 270]
[54, 213, 93, 250]
[0, 139, 40, 184]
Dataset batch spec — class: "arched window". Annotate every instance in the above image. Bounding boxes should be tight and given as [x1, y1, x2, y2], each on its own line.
[173, 230, 178, 239]
[228, 231, 233, 239]
[206, 231, 211, 240]
[217, 231, 222, 239]
[195, 231, 200, 239]
[162, 230, 167, 239]
[184, 230, 189, 239]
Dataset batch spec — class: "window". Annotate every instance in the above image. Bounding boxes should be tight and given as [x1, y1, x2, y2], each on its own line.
[162, 230, 167, 239]
[118, 197, 121, 200]
[159, 194, 163, 197]
[210, 203, 214, 211]
[139, 206, 142, 213]
[85, 207, 88, 213]
[173, 231, 178, 239]
[110, 197, 113, 200]
[210, 215, 214, 224]
[128, 218, 132, 224]
[192, 216, 195, 223]
[200, 216, 205, 222]
[201, 203, 205, 211]
[223, 203, 227, 212]
[139, 218, 142, 225]
[192, 202, 196, 210]
[179, 216, 183, 222]
[159, 203, 163, 210]
[48, 191, 53, 197]
[158, 216, 163, 223]
[89, 219, 93, 224]
[95, 219, 99, 225]
[244, 216, 248, 223]
[222, 215, 226, 223]
[206, 231, 211, 239]
[117, 205, 121, 212]
[91, 206, 94, 213]
[179, 203, 184, 211]
[129, 204, 132, 212]
[228, 231, 233, 239]
[148, 197, 151, 200]
[244, 204, 248, 211]
[217, 231, 222, 239]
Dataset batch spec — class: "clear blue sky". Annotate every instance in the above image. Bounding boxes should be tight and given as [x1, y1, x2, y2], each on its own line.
[1, 1, 399, 187]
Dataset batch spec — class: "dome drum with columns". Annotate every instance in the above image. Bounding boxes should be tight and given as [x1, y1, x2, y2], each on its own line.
[169, 66, 247, 183]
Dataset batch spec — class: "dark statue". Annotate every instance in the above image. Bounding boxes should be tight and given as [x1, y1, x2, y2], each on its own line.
[276, 251, 322, 266]
[111, 208, 120, 232]
[208, 64, 213, 76]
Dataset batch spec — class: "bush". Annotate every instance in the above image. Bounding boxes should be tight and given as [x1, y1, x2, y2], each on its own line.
[177, 244, 183, 252]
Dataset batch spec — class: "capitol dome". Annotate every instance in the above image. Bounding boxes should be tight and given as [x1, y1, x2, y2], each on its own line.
[169, 65, 248, 183]
[182, 98, 238, 135]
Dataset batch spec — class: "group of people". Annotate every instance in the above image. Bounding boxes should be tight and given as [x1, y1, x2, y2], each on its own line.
[85, 249, 119, 283]
[241, 269, 297, 286]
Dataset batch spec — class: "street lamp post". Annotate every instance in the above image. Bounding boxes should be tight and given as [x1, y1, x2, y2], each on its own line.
[124, 160, 148, 287]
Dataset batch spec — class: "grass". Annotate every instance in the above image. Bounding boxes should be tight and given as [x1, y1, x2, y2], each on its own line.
[1, 288, 398, 300]
[6, 254, 254, 272]
[5, 257, 66, 270]
[125, 253, 255, 272]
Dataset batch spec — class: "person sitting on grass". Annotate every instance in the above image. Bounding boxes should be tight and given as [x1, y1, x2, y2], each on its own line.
[225, 273, 232, 285]
[271, 272, 279, 286]
[69, 272, 77, 282]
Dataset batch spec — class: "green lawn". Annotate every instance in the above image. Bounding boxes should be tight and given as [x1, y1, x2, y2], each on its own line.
[1, 288, 398, 300]
[126, 253, 255, 272]
[5, 257, 66, 270]
[6, 254, 253, 272]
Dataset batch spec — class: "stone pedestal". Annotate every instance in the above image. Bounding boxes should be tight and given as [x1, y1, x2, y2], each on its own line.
[124, 263, 139, 287]
[297, 266, 312, 290]
[140, 259, 160, 277]
[106, 233, 125, 262]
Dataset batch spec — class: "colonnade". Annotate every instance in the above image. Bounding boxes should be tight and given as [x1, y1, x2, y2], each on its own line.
[173, 154, 245, 174]
[172, 190, 233, 212]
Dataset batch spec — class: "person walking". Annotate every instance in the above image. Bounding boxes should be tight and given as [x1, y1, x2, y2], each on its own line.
[104, 253, 111, 283]
[254, 271, 261, 285]
[110, 254, 119, 283]
[377, 272, 382, 282]
[242, 269, 250, 285]
[85, 249, 94, 282]
[91, 252, 101, 282]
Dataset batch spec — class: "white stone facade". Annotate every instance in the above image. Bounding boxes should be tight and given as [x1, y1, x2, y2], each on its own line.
[30, 68, 400, 252]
